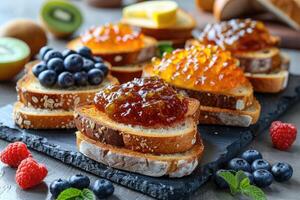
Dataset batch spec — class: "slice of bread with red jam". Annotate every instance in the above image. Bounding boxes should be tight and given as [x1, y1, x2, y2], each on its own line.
[191, 19, 289, 93]
[142, 45, 261, 127]
[74, 77, 203, 177]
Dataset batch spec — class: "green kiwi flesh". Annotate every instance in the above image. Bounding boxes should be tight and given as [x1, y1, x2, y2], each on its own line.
[41, 0, 83, 34]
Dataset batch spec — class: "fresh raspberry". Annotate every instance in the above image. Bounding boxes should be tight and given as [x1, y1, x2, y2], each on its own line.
[15, 157, 48, 189]
[270, 121, 297, 150]
[0, 142, 32, 168]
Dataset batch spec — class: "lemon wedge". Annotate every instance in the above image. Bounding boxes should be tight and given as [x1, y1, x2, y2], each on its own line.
[123, 1, 178, 28]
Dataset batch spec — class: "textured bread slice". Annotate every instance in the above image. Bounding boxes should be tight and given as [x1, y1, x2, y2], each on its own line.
[17, 62, 119, 111]
[13, 101, 74, 129]
[110, 62, 146, 84]
[121, 9, 195, 42]
[256, 0, 300, 30]
[245, 69, 289, 93]
[74, 98, 200, 154]
[143, 64, 254, 111]
[199, 98, 261, 127]
[196, 0, 215, 12]
[67, 36, 157, 66]
[76, 131, 204, 177]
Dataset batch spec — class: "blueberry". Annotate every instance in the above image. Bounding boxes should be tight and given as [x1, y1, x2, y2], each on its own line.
[271, 162, 293, 182]
[74, 71, 88, 86]
[77, 46, 93, 58]
[228, 158, 251, 172]
[88, 69, 104, 85]
[57, 72, 74, 88]
[243, 171, 254, 185]
[64, 54, 83, 72]
[82, 58, 95, 72]
[251, 159, 271, 171]
[68, 174, 90, 190]
[62, 49, 76, 59]
[49, 178, 71, 198]
[95, 63, 109, 76]
[253, 169, 273, 188]
[38, 70, 57, 87]
[214, 169, 235, 189]
[241, 149, 263, 164]
[32, 62, 47, 77]
[39, 46, 52, 60]
[92, 179, 114, 199]
[47, 58, 64, 73]
[44, 50, 63, 63]
[93, 56, 104, 63]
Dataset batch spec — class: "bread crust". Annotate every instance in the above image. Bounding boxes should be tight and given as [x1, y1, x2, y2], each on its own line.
[13, 102, 75, 129]
[74, 98, 200, 154]
[67, 36, 157, 66]
[76, 131, 204, 177]
[195, 0, 215, 12]
[17, 61, 119, 111]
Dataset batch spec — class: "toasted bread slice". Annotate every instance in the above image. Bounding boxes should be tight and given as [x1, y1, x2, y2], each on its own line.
[199, 98, 261, 127]
[143, 64, 254, 111]
[74, 98, 200, 154]
[17, 62, 119, 111]
[110, 62, 146, 84]
[67, 36, 157, 66]
[13, 101, 74, 129]
[245, 69, 289, 93]
[76, 131, 204, 177]
[122, 9, 195, 42]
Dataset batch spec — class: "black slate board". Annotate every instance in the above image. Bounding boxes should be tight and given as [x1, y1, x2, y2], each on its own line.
[0, 75, 300, 200]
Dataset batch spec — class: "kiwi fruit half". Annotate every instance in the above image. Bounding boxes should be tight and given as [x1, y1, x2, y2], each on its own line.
[40, 0, 83, 38]
[0, 37, 30, 81]
[0, 19, 47, 58]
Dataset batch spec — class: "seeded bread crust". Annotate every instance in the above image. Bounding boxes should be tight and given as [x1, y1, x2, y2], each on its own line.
[143, 64, 254, 111]
[67, 36, 158, 66]
[76, 131, 204, 177]
[74, 98, 200, 154]
[13, 102, 75, 129]
[17, 61, 119, 111]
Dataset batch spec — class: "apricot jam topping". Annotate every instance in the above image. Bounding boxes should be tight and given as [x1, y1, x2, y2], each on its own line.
[80, 23, 144, 52]
[94, 77, 188, 127]
[198, 19, 277, 52]
[152, 45, 247, 92]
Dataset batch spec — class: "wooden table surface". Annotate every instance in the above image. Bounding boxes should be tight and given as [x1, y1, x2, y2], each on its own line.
[0, 0, 300, 199]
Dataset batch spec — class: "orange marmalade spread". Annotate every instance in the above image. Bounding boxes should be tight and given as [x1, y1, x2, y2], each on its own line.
[94, 77, 188, 127]
[152, 45, 247, 92]
[80, 23, 144, 52]
[198, 19, 277, 52]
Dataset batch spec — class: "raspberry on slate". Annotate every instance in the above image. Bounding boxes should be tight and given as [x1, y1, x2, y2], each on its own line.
[15, 157, 48, 189]
[0, 142, 32, 168]
[270, 121, 297, 151]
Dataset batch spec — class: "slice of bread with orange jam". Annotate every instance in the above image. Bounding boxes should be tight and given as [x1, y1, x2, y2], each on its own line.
[142, 44, 261, 127]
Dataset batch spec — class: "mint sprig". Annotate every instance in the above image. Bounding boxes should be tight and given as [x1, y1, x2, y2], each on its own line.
[57, 188, 95, 200]
[218, 170, 266, 200]
[158, 42, 174, 57]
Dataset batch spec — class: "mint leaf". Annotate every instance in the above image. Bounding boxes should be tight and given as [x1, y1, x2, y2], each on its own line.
[236, 170, 249, 189]
[158, 42, 174, 57]
[57, 188, 82, 200]
[239, 177, 250, 190]
[241, 185, 267, 200]
[81, 189, 96, 200]
[218, 171, 238, 194]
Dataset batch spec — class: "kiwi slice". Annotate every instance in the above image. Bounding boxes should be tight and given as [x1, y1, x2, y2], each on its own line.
[0, 37, 30, 80]
[41, 0, 83, 38]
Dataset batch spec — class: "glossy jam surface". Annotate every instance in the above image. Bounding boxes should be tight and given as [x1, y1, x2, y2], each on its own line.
[94, 77, 188, 127]
[152, 45, 247, 92]
[198, 19, 277, 52]
[80, 23, 144, 52]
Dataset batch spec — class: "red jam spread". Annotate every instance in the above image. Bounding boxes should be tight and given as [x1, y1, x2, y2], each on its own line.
[152, 44, 247, 92]
[94, 77, 188, 127]
[198, 19, 277, 52]
[80, 23, 144, 53]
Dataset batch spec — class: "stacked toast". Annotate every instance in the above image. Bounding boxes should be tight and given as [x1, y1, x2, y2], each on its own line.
[74, 77, 204, 177]
[14, 58, 118, 129]
[188, 19, 289, 93]
[143, 44, 261, 127]
[67, 23, 157, 83]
